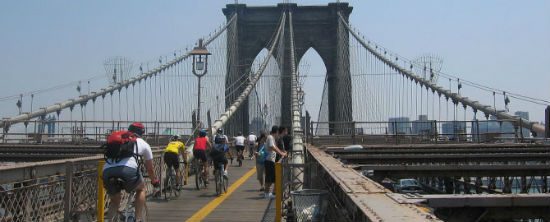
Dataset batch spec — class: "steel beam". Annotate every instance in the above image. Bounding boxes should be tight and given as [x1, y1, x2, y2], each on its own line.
[339, 153, 550, 164]
[386, 193, 550, 207]
[356, 164, 550, 177]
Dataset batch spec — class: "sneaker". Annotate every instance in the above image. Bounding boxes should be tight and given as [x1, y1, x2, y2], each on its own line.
[223, 170, 228, 178]
[264, 193, 276, 199]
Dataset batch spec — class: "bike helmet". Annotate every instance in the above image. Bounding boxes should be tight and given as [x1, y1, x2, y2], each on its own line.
[199, 129, 207, 137]
[171, 135, 180, 141]
[217, 128, 223, 134]
[128, 122, 145, 136]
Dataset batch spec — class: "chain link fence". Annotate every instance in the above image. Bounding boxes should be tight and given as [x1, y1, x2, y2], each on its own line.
[0, 150, 166, 222]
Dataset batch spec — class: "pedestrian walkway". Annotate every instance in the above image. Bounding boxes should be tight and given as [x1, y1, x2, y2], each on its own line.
[147, 158, 275, 222]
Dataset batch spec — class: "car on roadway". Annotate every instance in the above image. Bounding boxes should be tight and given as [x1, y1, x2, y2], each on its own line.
[394, 179, 423, 193]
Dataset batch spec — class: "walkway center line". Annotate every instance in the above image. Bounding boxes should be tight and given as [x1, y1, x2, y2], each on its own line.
[186, 167, 257, 222]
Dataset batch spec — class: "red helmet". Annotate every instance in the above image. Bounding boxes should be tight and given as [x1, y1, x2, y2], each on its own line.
[107, 131, 137, 144]
[128, 122, 145, 136]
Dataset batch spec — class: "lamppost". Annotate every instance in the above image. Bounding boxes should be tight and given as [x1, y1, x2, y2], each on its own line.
[263, 104, 268, 131]
[190, 38, 211, 127]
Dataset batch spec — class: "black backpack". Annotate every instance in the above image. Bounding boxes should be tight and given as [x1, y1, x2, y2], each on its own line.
[103, 131, 138, 164]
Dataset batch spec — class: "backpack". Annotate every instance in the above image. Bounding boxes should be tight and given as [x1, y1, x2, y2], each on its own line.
[213, 134, 227, 152]
[103, 131, 138, 164]
[257, 145, 266, 164]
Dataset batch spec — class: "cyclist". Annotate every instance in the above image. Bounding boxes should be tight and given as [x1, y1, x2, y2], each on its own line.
[234, 132, 246, 165]
[211, 128, 229, 178]
[163, 135, 186, 189]
[102, 122, 159, 222]
[247, 132, 257, 159]
[193, 129, 212, 183]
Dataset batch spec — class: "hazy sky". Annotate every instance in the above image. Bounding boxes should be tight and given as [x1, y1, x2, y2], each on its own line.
[1, 0, 549, 122]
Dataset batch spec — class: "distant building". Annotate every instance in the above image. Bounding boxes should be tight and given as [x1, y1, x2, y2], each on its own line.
[515, 111, 530, 138]
[388, 117, 411, 134]
[412, 115, 436, 136]
[471, 115, 516, 142]
[442, 121, 466, 141]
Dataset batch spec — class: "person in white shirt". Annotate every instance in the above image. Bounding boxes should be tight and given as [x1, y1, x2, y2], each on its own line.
[247, 132, 257, 159]
[234, 132, 246, 166]
[102, 122, 159, 222]
[263, 126, 287, 199]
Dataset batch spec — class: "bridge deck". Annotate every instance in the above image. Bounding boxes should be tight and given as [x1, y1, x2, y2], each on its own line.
[147, 158, 275, 222]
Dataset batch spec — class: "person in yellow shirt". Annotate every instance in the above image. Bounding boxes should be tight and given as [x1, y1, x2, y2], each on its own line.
[164, 135, 186, 188]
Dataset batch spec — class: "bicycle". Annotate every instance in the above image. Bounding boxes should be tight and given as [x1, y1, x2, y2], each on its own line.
[236, 146, 244, 167]
[194, 158, 207, 190]
[107, 178, 149, 222]
[163, 161, 183, 200]
[213, 162, 228, 196]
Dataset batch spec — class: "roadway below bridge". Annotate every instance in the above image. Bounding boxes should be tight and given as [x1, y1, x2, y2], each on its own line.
[147, 158, 276, 222]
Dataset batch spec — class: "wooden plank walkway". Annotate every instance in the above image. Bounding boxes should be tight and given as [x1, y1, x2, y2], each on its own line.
[147, 158, 275, 222]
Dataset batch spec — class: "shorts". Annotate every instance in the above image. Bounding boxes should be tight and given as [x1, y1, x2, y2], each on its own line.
[193, 149, 207, 163]
[236, 145, 245, 152]
[164, 152, 180, 169]
[102, 166, 143, 195]
[264, 160, 275, 184]
[256, 162, 265, 183]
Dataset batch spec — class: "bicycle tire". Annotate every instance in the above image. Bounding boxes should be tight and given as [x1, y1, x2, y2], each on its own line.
[164, 173, 173, 200]
[223, 176, 228, 193]
[194, 162, 201, 190]
[215, 169, 221, 196]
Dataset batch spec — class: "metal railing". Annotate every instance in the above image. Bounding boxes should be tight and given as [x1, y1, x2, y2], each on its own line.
[309, 119, 543, 145]
[0, 120, 193, 145]
[0, 149, 168, 222]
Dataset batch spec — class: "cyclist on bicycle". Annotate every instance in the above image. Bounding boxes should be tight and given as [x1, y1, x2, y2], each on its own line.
[247, 131, 257, 159]
[163, 135, 186, 189]
[193, 129, 212, 183]
[102, 122, 159, 222]
[211, 128, 229, 178]
[234, 132, 246, 166]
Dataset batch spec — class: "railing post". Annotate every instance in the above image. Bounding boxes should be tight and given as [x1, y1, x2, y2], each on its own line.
[275, 162, 282, 222]
[351, 121, 356, 144]
[64, 161, 74, 222]
[184, 151, 189, 185]
[97, 161, 106, 222]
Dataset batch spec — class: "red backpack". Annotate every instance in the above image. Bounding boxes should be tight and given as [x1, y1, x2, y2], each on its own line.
[103, 131, 138, 164]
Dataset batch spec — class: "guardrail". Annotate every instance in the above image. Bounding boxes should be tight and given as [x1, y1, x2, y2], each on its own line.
[1, 120, 193, 145]
[309, 119, 545, 145]
[0, 149, 170, 222]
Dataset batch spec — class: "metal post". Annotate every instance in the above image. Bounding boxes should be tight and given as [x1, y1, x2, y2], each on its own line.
[275, 162, 282, 222]
[197, 76, 202, 127]
[64, 161, 74, 222]
[519, 118, 524, 142]
[97, 161, 106, 222]
[546, 106, 550, 138]
[351, 121, 356, 144]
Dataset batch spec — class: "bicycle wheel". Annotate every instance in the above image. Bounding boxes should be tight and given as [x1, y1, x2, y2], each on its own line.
[215, 169, 221, 196]
[164, 172, 173, 200]
[173, 171, 181, 197]
[194, 162, 201, 190]
[223, 176, 228, 193]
